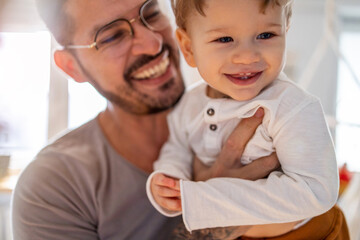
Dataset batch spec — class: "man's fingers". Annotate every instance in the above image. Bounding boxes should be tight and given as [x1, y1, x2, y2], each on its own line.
[153, 173, 180, 190]
[227, 107, 264, 152]
[258, 152, 280, 171]
[193, 156, 208, 173]
[218, 108, 264, 168]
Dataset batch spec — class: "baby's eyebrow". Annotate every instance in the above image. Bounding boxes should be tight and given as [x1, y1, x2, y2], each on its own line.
[265, 23, 283, 28]
[205, 27, 232, 34]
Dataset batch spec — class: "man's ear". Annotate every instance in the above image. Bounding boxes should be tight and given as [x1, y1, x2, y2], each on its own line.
[54, 50, 86, 83]
[175, 28, 196, 68]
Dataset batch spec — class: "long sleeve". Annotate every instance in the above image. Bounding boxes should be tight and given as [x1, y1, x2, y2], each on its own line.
[180, 100, 339, 231]
[146, 100, 195, 216]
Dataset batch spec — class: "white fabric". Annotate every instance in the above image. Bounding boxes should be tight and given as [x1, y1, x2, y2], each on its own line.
[146, 75, 339, 231]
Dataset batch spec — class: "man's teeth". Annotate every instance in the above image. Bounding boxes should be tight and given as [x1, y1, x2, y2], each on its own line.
[133, 57, 170, 79]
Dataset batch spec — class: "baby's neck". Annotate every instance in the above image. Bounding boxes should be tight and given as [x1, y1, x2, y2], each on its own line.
[207, 85, 230, 99]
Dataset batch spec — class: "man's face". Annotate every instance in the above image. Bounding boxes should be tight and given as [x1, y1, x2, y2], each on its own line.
[183, 0, 287, 101]
[65, 0, 185, 114]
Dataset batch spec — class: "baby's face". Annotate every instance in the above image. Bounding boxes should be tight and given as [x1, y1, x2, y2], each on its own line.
[180, 0, 288, 101]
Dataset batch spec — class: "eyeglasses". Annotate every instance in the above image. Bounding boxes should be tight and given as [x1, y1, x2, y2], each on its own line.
[63, 0, 170, 56]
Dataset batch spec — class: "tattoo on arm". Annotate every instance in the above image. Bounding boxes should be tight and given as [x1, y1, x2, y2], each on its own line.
[172, 224, 250, 240]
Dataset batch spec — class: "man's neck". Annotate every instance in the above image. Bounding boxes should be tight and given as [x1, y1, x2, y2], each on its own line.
[98, 104, 170, 173]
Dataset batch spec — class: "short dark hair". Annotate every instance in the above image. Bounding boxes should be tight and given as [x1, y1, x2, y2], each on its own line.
[171, 0, 293, 30]
[35, 0, 74, 45]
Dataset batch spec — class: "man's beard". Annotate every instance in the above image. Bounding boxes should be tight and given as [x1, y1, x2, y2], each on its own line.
[73, 44, 185, 115]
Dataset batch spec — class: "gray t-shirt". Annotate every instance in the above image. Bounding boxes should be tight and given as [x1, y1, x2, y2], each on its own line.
[12, 117, 180, 240]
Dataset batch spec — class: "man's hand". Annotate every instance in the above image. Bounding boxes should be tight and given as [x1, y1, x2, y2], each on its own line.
[194, 153, 280, 181]
[150, 173, 182, 212]
[194, 108, 281, 181]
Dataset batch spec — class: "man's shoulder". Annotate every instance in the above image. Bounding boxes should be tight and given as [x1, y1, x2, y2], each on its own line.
[44, 118, 102, 156]
[12, 118, 106, 239]
[49, 117, 100, 148]
[14, 118, 108, 205]
[24, 118, 105, 180]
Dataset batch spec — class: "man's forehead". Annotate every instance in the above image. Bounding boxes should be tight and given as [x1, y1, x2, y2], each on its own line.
[68, 0, 145, 39]
[68, 0, 145, 18]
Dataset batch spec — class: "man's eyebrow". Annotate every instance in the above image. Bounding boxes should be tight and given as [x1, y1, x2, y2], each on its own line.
[90, 24, 103, 39]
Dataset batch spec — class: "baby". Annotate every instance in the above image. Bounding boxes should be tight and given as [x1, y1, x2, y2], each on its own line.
[147, 0, 339, 238]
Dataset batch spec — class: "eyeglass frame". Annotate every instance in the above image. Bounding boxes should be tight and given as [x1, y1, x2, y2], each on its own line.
[63, 0, 162, 51]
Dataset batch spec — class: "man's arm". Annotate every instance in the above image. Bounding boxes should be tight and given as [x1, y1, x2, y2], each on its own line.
[194, 153, 280, 181]
[194, 108, 279, 182]
[193, 108, 267, 180]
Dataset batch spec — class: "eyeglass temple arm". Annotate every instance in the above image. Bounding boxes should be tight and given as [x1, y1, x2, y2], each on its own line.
[65, 42, 97, 49]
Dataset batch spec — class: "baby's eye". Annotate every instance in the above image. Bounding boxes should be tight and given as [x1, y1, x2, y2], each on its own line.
[257, 32, 275, 40]
[215, 36, 233, 43]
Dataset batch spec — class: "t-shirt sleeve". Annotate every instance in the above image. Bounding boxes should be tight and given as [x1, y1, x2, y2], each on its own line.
[12, 153, 98, 240]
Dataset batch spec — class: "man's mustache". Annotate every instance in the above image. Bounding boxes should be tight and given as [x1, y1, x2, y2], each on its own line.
[124, 44, 171, 81]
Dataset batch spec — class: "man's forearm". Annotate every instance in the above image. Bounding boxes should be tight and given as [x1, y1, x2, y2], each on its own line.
[172, 224, 252, 240]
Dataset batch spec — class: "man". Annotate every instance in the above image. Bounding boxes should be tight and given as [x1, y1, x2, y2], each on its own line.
[11, 0, 278, 239]
[0, 0, 8, 41]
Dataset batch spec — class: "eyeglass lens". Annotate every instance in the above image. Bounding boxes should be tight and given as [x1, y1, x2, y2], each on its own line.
[94, 0, 170, 55]
[140, 0, 170, 31]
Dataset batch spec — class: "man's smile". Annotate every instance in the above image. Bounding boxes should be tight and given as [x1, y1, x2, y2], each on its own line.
[132, 53, 170, 80]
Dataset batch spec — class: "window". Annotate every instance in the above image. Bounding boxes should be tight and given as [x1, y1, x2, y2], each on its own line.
[0, 31, 51, 169]
[68, 81, 106, 129]
[336, 31, 360, 172]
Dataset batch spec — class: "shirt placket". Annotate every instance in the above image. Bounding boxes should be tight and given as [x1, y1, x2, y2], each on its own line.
[203, 101, 222, 153]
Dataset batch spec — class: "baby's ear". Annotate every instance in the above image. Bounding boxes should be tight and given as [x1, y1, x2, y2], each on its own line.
[175, 28, 196, 67]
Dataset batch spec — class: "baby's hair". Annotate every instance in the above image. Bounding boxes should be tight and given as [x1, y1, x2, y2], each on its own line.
[171, 0, 293, 29]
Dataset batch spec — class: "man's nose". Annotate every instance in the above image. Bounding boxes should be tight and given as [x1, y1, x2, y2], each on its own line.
[130, 22, 163, 56]
[231, 41, 261, 65]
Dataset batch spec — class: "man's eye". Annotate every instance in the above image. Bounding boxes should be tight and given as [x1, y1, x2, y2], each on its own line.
[99, 31, 127, 45]
[144, 11, 161, 23]
[215, 37, 233, 43]
[257, 32, 275, 40]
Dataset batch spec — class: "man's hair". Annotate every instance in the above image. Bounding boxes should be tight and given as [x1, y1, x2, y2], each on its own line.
[171, 0, 293, 30]
[35, 0, 74, 45]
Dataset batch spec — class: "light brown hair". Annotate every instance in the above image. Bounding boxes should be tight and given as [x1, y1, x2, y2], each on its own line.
[36, 0, 74, 45]
[171, 0, 293, 30]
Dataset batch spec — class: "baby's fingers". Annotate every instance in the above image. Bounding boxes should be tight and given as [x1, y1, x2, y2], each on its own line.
[157, 196, 182, 212]
[153, 173, 180, 191]
[153, 185, 181, 198]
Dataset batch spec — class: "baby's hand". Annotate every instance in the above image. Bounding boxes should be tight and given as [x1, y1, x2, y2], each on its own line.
[151, 173, 182, 212]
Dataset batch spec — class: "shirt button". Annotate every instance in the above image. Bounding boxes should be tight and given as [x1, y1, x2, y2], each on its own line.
[209, 124, 217, 131]
[207, 108, 215, 116]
